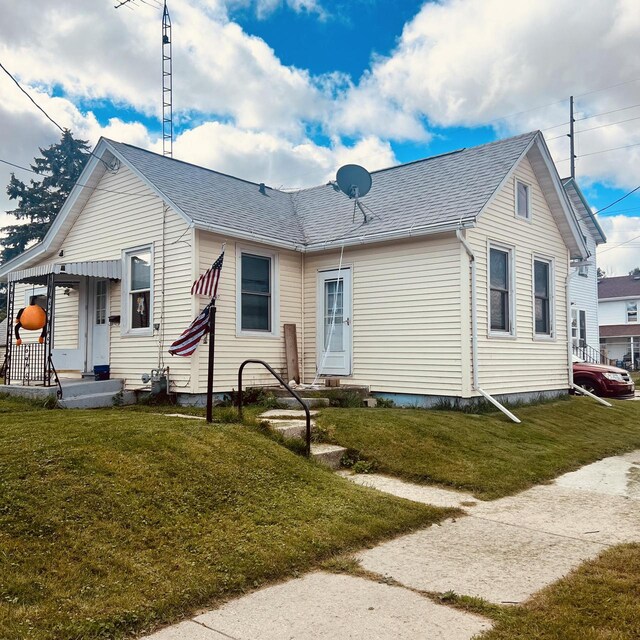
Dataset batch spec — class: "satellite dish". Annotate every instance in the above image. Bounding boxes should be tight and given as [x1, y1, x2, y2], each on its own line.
[336, 164, 372, 199]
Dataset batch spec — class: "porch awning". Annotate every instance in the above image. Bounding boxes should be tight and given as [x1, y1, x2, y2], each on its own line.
[7, 260, 122, 283]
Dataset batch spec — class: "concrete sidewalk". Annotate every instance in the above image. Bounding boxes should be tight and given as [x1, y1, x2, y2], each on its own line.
[145, 451, 640, 639]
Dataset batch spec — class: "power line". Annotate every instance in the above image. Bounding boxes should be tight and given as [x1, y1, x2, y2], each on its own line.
[0, 62, 64, 133]
[556, 141, 640, 162]
[547, 114, 640, 141]
[574, 77, 640, 99]
[596, 185, 640, 214]
[0, 157, 157, 203]
[598, 233, 640, 254]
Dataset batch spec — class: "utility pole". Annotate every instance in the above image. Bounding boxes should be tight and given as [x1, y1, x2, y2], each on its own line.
[569, 95, 576, 179]
[162, 1, 173, 157]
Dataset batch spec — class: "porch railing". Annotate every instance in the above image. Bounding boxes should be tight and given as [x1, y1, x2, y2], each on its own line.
[573, 342, 606, 365]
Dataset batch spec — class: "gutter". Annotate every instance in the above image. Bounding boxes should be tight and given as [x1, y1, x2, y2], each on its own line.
[457, 229, 521, 424]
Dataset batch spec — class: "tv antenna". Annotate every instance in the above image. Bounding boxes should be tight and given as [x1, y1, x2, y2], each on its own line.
[162, 1, 173, 157]
[335, 164, 373, 223]
[115, 0, 173, 158]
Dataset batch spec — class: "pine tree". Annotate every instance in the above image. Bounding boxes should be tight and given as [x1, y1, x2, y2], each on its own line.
[1, 130, 90, 264]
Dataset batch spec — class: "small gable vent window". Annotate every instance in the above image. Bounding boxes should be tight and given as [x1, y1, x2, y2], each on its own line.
[516, 181, 531, 220]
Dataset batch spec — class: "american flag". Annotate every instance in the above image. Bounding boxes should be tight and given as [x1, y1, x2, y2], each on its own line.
[191, 251, 224, 297]
[168, 304, 212, 357]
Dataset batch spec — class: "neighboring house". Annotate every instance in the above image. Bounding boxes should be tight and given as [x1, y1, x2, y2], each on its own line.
[598, 274, 640, 369]
[0, 318, 6, 349]
[0, 130, 589, 407]
[562, 178, 607, 361]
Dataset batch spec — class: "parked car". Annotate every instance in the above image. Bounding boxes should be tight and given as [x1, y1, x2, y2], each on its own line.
[572, 356, 636, 399]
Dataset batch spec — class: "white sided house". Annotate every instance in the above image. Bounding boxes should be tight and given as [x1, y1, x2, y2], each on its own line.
[562, 178, 607, 363]
[0, 131, 589, 407]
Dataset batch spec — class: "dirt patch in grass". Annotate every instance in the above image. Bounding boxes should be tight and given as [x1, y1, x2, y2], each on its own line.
[476, 543, 640, 639]
[319, 396, 640, 500]
[0, 406, 453, 640]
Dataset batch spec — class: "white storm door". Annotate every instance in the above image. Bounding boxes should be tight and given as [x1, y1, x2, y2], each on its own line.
[88, 279, 109, 367]
[316, 268, 352, 376]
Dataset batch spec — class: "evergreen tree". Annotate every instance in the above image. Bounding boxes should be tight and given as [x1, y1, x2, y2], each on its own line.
[1, 130, 90, 264]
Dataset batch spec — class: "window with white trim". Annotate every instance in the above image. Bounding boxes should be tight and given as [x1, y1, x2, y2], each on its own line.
[533, 258, 553, 336]
[240, 252, 272, 332]
[124, 246, 152, 332]
[627, 301, 638, 323]
[515, 180, 530, 220]
[489, 246, 514, 334]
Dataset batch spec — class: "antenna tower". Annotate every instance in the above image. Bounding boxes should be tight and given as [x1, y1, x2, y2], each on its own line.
[162, 1, 173, 157]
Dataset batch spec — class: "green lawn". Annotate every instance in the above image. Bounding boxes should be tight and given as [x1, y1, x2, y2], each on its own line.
[0, 400, 453, 640]
[319, 396, 640, 499]
[475, 543, 640, 639]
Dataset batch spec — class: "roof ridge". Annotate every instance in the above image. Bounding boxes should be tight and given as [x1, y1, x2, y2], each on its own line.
[103, 138, 287, 194]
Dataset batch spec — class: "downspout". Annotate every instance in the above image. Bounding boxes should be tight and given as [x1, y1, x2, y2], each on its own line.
[456, 229, 521, 424]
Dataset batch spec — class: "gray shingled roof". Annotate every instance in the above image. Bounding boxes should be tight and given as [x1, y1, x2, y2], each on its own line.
[106, 141, 305, 245]
[105, 131, 539, 248]
[598, 274, 640, 299]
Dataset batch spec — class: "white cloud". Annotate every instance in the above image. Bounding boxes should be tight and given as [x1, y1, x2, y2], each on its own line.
[597, 215, 640, 276]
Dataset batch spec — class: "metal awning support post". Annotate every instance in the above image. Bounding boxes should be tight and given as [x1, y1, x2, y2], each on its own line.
[45, 272, 55, 386]
[4, 281, 15, 385]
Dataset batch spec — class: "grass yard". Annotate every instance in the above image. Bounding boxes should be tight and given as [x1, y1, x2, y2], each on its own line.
[320, 396, 640, 499]
[0, 399, 453, 640]
[473, 543, 640, 639]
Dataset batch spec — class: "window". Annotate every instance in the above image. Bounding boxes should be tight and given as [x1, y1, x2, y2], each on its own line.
[124, 246, 152, 332]
[240, 252, 272, 332]
[489, 246, 514, 334]
[516, 181, 530, 220]
[534, 259, 553, 336]
[95, 280, 107, 325]
[577, 265, 589, 277]
[627, 301, 638, 323]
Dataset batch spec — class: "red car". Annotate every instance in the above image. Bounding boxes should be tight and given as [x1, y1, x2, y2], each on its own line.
[573, 357, 636, 399]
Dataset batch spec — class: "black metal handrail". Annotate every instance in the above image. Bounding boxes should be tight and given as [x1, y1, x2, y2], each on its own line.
[48, 355, 63, 400]
[237, 359, 311, 457]
[573, 343, 606, 365]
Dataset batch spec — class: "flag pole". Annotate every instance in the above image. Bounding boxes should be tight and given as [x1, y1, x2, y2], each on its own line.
[205, 300, 217, 423]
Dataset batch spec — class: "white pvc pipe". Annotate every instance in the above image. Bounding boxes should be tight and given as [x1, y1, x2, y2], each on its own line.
[456, 229, 521, 424]
[570, 383, 612, 407]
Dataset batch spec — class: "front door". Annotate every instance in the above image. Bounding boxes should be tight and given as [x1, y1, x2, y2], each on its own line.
[316, 268, 352, 376]
[88, 279, 109, 367]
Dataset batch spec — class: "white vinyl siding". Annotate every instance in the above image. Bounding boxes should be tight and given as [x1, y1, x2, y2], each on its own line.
[196, 231, 302, 392]
[566, 188, 601, 349]
[10, 164, 195, 389]
[303, 234, 463, 396]
[467, 155, 570, 395]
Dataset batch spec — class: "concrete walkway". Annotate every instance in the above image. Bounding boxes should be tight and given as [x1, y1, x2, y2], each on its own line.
[145, 451, 640, 639]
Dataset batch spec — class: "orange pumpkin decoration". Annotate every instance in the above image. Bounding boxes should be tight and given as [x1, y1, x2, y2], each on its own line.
[15, 301, 47, 346]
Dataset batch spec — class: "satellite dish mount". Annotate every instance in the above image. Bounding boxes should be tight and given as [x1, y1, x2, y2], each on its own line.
[336, 164, 373, 223]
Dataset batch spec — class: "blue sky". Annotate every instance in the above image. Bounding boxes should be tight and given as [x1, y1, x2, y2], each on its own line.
[0, 0, 639, 273]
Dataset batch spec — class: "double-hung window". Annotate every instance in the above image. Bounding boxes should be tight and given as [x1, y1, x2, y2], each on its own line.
[124, 246, 152, 333]
[533, 258, 553, 336]
[515, 181, 531, 220]
[489, 245, 514, 335]
[239, 250, 276, 334]
[627, 301, 638, 323]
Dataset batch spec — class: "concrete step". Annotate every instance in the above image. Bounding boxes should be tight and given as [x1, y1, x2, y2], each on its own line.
[259, 409, 319, 419]
[311, 443, 347, 470]
[59, 391, 124, 409]
[60, 378, 124, 398]
[278, 396, 329, 409]
[269, 419, 315, 439]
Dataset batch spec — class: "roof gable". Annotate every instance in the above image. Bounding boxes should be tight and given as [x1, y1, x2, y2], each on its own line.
[0, 130, 589, 279]
[561, 178, 607, 245]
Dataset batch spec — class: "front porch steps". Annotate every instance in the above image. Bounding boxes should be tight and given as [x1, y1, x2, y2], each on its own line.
[257, 408, 347, 470]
